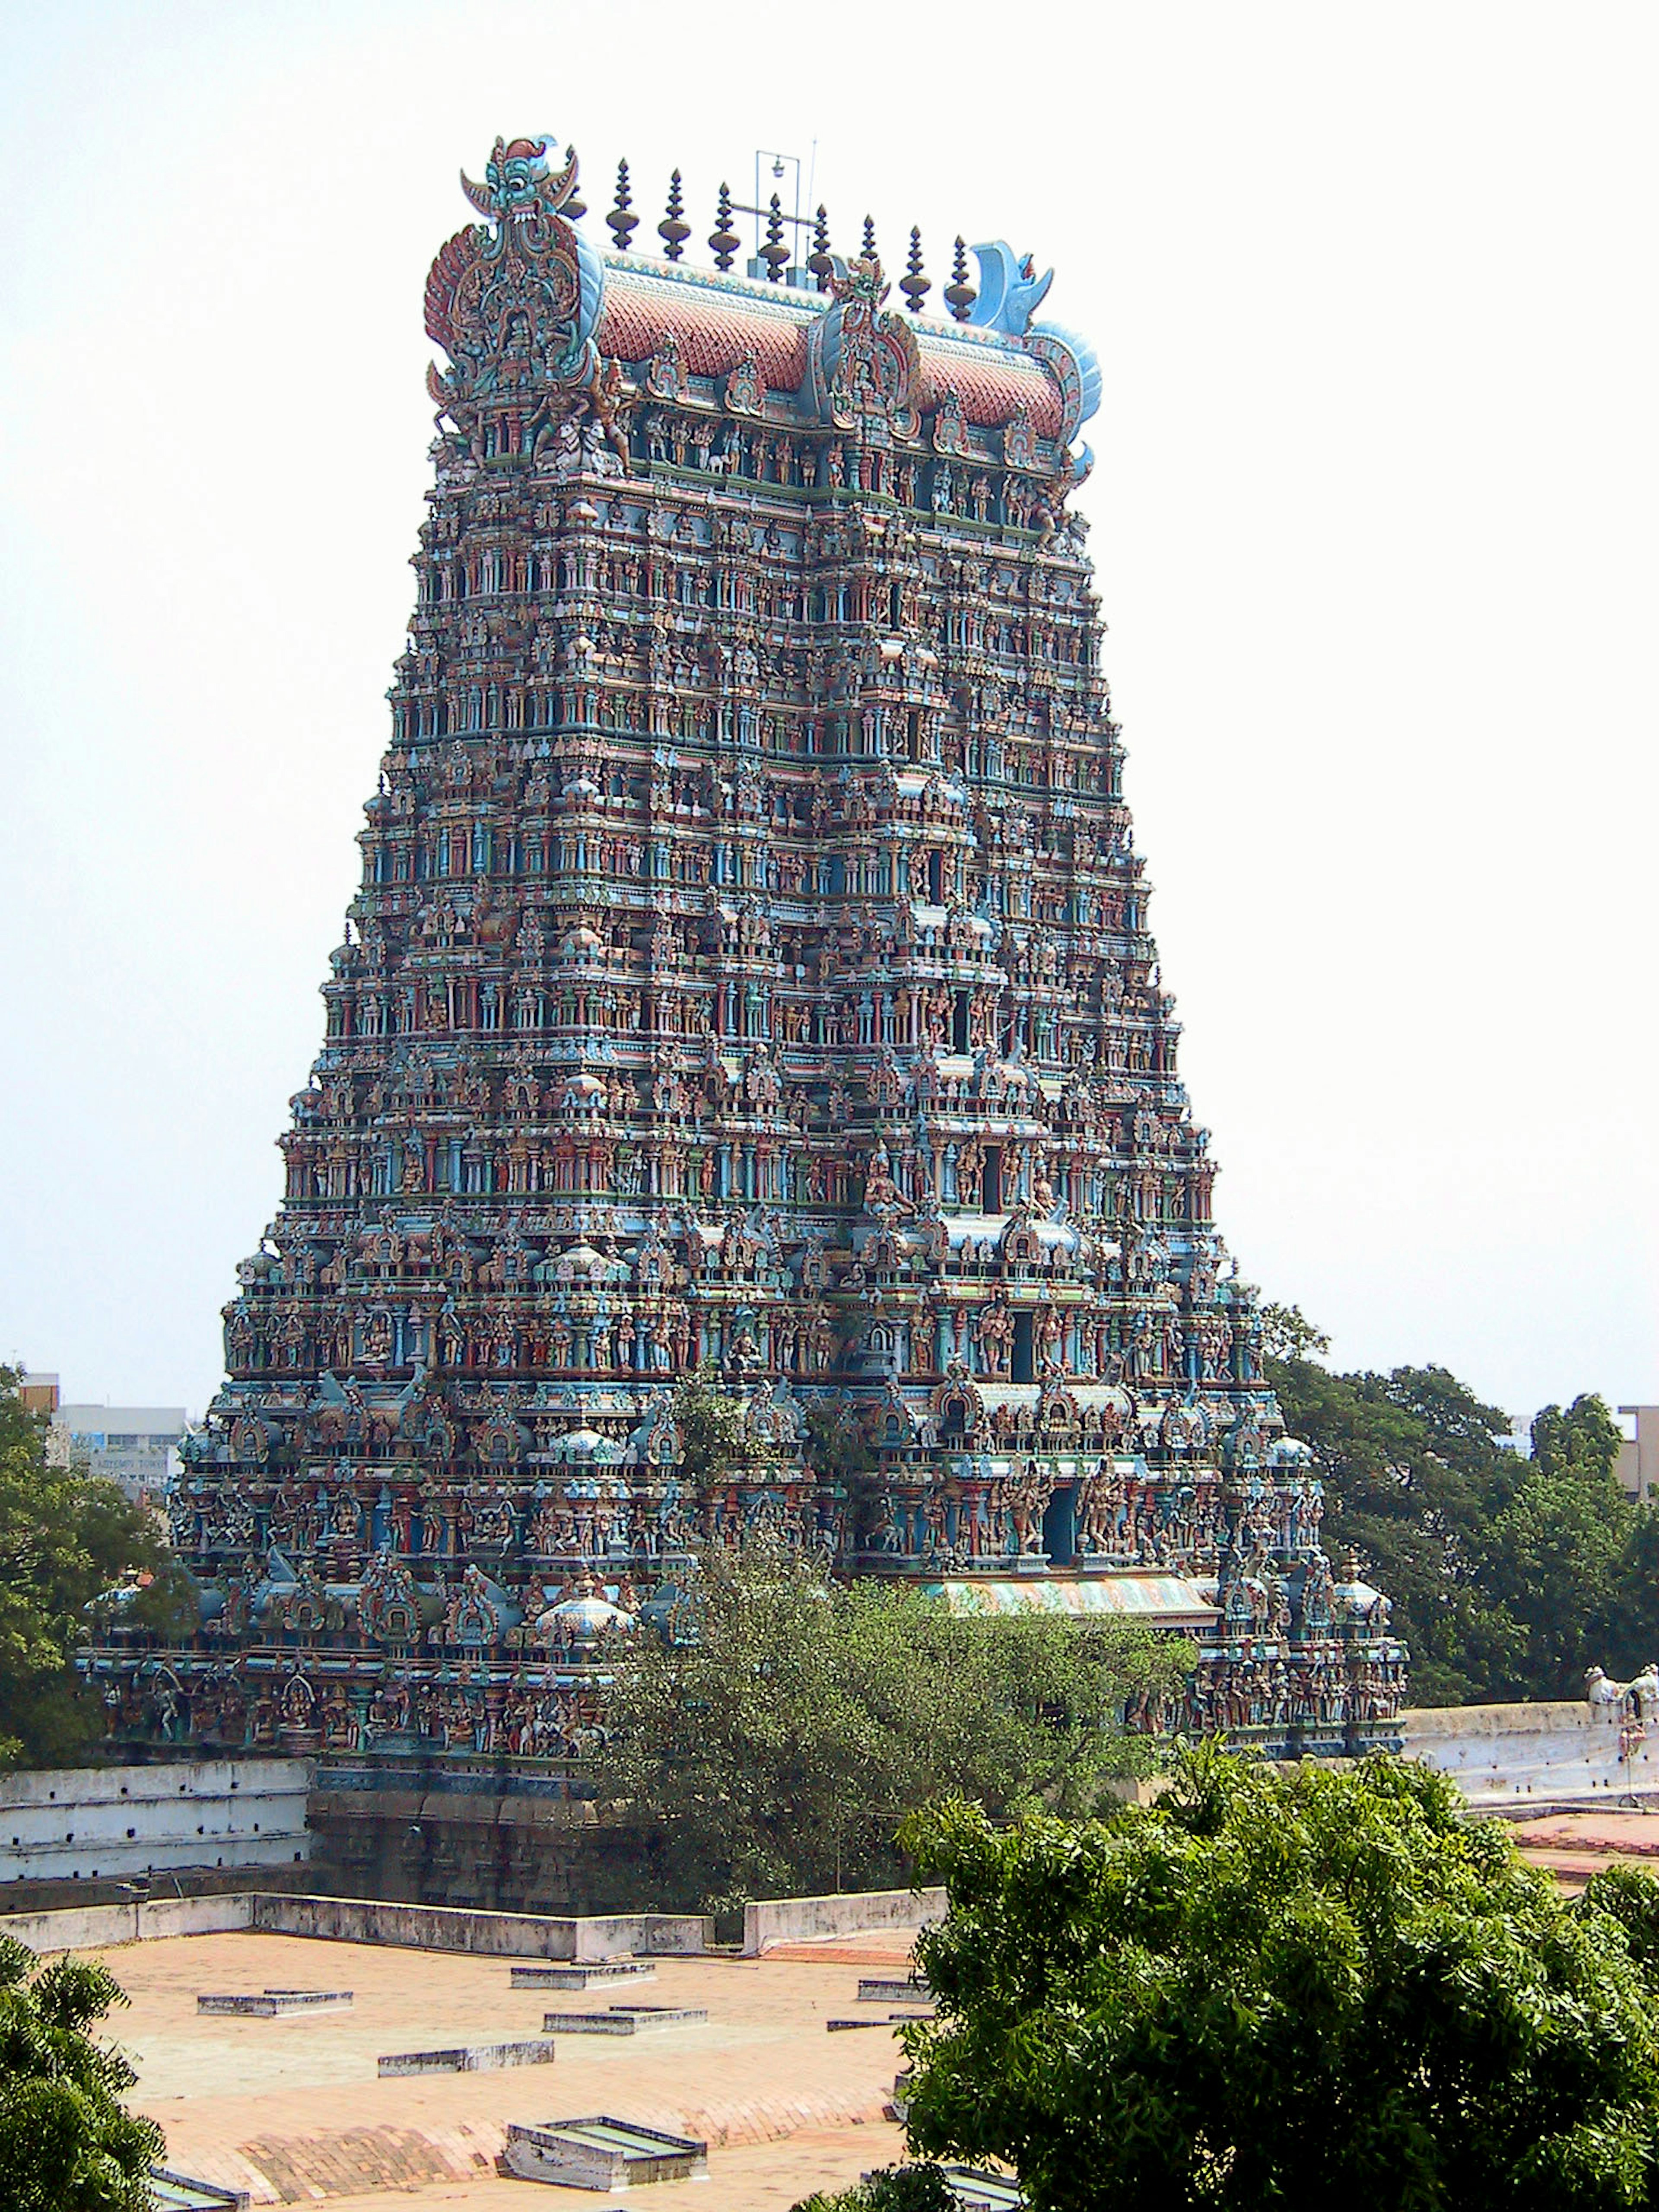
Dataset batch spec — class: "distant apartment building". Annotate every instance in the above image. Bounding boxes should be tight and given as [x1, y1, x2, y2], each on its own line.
[53, 1401, 188, 1501]
[1618, 1406, 1659, 1502]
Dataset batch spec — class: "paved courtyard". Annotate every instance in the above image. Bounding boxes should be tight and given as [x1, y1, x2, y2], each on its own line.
[93, 1929, 915, 2207]
[1512, 1809, 1659, 1888]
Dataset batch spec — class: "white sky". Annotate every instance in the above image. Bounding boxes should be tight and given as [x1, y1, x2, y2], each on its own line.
[1, 1, 1654, 1426]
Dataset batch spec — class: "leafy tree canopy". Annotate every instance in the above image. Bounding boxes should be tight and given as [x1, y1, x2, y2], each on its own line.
[1264, 1315, 1647, 1703]
[0, 1367, 175, 1766]
[600, 1533, 1189, 1913]
[900, 1748, 1659, 2212]
[792, 2165, 958, 2212]
[0, 1935, 163, 2211]
[1256, 1301, 1332, 1364]
[670, 1366, 754, 1491]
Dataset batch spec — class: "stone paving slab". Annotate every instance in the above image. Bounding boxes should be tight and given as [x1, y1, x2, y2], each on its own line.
[199, 1991, 353, 2016]
[378, 2040, 559, 2076]
[509, 1962, 655, 1991]
[541, 2005, 707, 2035]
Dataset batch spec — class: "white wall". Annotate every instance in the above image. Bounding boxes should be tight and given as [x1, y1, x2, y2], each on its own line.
[0, 1758, 312, 1883]
[1401, 1703, 1657, 1808]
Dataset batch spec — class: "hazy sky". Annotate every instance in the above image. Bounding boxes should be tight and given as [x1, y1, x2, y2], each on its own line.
[1, 2, 1654, 1424]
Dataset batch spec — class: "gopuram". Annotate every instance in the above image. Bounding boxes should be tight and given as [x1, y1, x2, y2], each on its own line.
[90, 134, 1404, 1900]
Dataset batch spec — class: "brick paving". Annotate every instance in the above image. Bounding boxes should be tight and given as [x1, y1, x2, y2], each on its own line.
[91, 1930, 915, 2206]
[1513, 1810, 1659, 1891]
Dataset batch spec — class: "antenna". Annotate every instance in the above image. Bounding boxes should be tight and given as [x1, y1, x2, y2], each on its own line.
[742, 149, 807, 276]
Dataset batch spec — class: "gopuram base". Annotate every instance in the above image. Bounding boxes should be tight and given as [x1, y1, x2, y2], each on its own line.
[89, 1464, 1406, 1918]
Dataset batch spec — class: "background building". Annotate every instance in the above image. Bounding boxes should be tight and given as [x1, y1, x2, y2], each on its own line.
[53, 1400, 187, 1503]
[17, 1370, 60, 1420]
[1617, 1406, 1658, 1501]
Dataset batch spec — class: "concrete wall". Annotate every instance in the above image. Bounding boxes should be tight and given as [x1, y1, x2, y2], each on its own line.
[0, 1888, 712, 1961]
[248, 1893, 711, 1961]
[0, 1891, 254, 1955]
[3, 1878, 955, 1967]
[1401, 1700, 1659, 1808]
[744, 1886, 948, 1957]
[0, 1760, 312, 1884]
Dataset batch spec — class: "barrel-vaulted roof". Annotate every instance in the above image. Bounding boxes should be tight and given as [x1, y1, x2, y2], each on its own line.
[597, 259, 1065, 438]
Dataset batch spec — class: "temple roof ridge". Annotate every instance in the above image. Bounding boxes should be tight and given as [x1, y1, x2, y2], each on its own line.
[599, 247, 1052, 353]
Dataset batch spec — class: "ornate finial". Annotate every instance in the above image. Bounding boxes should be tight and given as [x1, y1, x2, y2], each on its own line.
[563, 149, 587, 222]
[606, 159, 639, 251]
[861, 213, 878, 261]
[830, 255, 890, 309]
[807, 205, 834, 291]
[944, 235, 976, 322]
[901, 227, 930, 315]
[459, 136, 581, 224]
[761, 194, 789, 283]
[709, 181, 740, 272]
[658, 169, 690, 261]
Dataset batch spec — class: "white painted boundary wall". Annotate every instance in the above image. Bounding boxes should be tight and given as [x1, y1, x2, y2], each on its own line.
[254, 1894, 712, 1961]
[0, 1890, 712, 1961]
[1401, 1701, 1659, 1808]
[0, 1759, 313, 1882]
[744, 1885, 948, 1957]
[1, 1883, 943, 1963]
[0, 1892, 256, 1955]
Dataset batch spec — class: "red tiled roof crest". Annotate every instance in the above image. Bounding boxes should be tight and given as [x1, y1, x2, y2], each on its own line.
[598, 268, 1064, 437]
[600, 275, 809, 391]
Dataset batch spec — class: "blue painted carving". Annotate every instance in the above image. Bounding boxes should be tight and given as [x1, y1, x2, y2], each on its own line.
[967, 242, 1101, 469]
[966, 242, 1054, 334]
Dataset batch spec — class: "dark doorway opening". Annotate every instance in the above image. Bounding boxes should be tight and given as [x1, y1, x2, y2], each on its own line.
[1042, 1484, 1074, 1564]
[1011, 1309, 1034, 1383]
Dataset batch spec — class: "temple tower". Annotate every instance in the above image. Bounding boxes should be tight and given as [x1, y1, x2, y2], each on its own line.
[94, 135, 1404, 1799]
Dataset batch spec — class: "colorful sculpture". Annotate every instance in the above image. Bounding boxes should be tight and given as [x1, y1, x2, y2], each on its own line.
[88, 134, 1404, 1777]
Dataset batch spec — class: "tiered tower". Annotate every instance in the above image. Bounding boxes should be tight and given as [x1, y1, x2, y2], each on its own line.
[94, 136, 1404, 1806]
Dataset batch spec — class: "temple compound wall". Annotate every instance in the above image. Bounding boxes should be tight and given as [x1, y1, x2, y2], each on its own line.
[0, 1759, 312, 1885]
[86, 134, 1404, 1889]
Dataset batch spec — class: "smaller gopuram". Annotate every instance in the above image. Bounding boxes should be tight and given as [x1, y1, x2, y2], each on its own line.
[87, 135, 1404, 1891]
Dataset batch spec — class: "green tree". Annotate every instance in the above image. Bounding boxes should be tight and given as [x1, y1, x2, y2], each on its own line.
[792, 2167, 957, 2212]
[899, 1747, 1659, 2211]
[670, 1366, 754, 1492]
[804, 1404, 887, 1546]
[1256, 1302, 1331, 1364]
[804, 1402, 879, 1491]
[1269, 1351, 1525, 1703]
[600, 1534, 1188, 1913]
[1262, 1310, 1659, 1704]
[0, 1934, 163, 2210]
[1484, 1395, 1638, 1696]
[0, 1366, 178, 1765]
